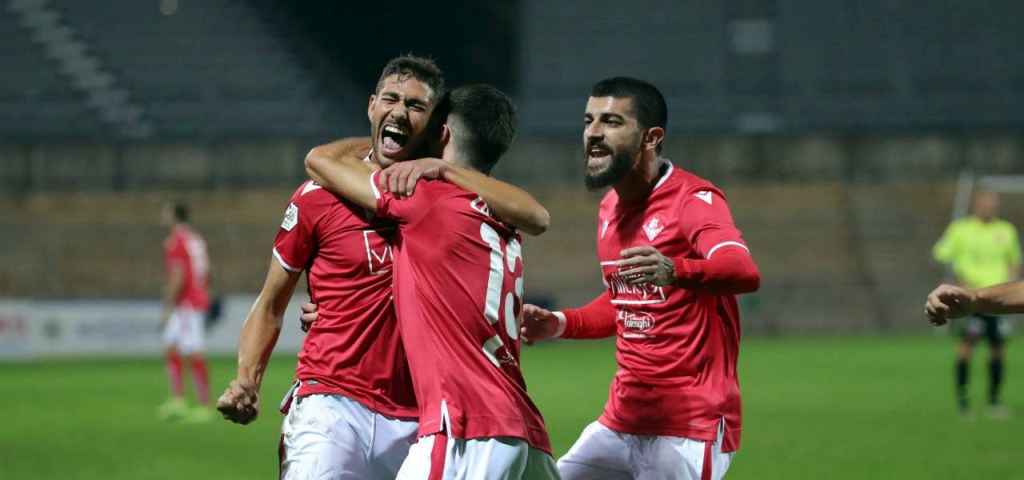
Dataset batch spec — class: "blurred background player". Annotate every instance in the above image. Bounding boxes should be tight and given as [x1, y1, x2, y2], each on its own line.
[521, 77, 760, 480]
[932, 191, 1021, 418]
[306, 85, 558, 479]
[158, 201, 212, 422]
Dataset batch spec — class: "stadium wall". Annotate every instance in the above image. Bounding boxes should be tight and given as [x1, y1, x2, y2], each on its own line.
[3, 135, 1023, 336]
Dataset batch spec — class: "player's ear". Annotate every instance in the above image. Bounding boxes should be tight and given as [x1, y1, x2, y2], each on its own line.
[440, 123, 452, 148]
[643, 126, 665, 152]
[367, 95, 376, 121]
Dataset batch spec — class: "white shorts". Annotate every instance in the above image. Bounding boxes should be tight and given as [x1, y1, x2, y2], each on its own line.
[280, 393, 418, 480]
[162, 307, 204, 354]
[396, 434, 560, 480]
[557, 421, 733, 480]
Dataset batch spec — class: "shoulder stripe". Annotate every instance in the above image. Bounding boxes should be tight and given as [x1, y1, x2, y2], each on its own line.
[706, 241, 749, 259]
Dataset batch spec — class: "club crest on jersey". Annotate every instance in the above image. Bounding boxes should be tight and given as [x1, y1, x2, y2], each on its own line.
[470, 197, 491, 217]
[694, 190, 713, 205]
[281, 203, 299, 231]
[643, 216, 665, 241]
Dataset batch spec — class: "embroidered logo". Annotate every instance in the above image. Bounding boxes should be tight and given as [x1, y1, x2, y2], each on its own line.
[643, 216, 664, 242]
[601, 219, 610, 239]
[281, 203, 298, 231]
[470, 197, 491, 217]
[694, 190, 713, 205]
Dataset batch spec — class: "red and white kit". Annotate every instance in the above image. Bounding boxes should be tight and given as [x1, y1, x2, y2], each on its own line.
[557, 161, 757, 480]
[163, 225, 210, 353]
[369, 173, 558, 480]
[273, 180, 418, 479]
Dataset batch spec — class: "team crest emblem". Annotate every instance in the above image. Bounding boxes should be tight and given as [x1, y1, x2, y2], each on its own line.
[281, 203, 298, 231]
[643, 216, 664, 241]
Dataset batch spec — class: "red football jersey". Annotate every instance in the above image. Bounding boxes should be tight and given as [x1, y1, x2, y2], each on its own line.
[592, 161, 749, 452]
[371, 172, 552, 454]
[164, 225, 210, 311]
[273, 180, 416, 418]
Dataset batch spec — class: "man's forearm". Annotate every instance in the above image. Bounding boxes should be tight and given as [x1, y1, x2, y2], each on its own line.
[236, 301, 283, 386]
[161, 269, 184, 321]
[973, 280, 1024, 315]
[559, 292, 617, 339]
[672, 249, 760, 294]
[304, 138, 378, 211]
[236, 260, 300, 386]
[443, 167, 550, 236]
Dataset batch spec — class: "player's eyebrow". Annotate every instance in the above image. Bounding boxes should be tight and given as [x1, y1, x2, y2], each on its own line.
[600, 112, 626, 122]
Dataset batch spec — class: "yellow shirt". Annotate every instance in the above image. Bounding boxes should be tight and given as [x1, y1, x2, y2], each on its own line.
[933, 216, 1021, 289]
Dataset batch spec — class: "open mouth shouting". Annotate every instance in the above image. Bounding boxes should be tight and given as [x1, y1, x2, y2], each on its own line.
[586, 141, 613, 174]
[379, 122, 411, 158]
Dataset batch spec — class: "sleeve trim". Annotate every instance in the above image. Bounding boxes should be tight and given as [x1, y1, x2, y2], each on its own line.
[706, 241, 749, 259]
[553, 311, 567, 338]
[369, 170, 382, 200]
[272, 247, 302, 273]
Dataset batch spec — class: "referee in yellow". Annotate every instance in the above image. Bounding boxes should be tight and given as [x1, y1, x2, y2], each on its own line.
[933, 191, 1021, 418]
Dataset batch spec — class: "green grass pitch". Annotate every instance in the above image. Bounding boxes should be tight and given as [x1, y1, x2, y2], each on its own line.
[1, 336, 1021, 479]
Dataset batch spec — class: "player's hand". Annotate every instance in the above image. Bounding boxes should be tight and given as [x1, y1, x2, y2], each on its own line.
[521, 304, 561, 345]
[216, 378, 260, 425]
[380, 158, 448, 197]
[925, 284, 976, 326]
[299, 302, 318, 332]
[617, 246, 676, 286]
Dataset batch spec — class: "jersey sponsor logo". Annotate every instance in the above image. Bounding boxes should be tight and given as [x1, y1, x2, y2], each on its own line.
[601, 262, 667, 305]
[282, 203, 299, 231]
[363, 229, 394, 275]
[643, 216, 665, 242]
[694, 190, 713, 205]
[618, 309, 655, 332]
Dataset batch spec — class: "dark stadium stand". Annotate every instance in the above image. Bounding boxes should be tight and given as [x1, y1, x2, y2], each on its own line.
[3, 0, 363, 140]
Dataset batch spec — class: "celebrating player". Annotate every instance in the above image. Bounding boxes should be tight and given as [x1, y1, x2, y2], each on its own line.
[520, 77, 760, 480]
[929, 191, 1020, 417]
[305, 84, 559, 479]
[158, 201, 213, 422]
[216, 56, 550, 479]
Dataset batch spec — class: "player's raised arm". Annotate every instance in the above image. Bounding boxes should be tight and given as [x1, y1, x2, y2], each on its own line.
[304, 137, 379, 212]
[217, 258, 301, 425]
[378, 157, 550, 235]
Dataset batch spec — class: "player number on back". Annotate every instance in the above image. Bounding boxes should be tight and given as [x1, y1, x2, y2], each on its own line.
[480, 223, 524, 368]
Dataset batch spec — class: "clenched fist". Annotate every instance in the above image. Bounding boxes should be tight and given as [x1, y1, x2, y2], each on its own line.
[217, 378, 260, 425]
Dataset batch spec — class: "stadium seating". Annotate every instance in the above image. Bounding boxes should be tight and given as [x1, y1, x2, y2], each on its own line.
[1, 0, 363, 139]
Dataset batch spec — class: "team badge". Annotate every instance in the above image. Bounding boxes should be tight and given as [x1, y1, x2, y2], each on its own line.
[643, 216, 664, 241]
[281, 203, 298, 231]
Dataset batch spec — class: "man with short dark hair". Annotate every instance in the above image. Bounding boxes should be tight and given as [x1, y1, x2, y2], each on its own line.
[306, 84, 558, 479]
[521, 77, 760, 479]
[216, 57, 550, 479]
[158, 201, 213, 423]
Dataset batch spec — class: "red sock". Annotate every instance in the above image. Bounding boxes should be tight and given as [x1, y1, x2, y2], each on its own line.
[191, 356, 210, 405]
[166, 350, 184, 397]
